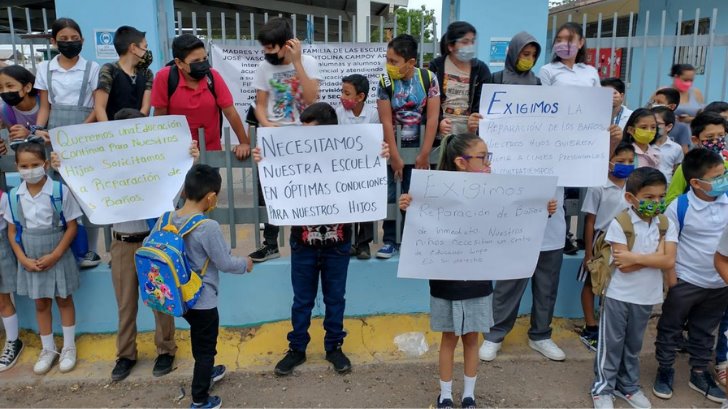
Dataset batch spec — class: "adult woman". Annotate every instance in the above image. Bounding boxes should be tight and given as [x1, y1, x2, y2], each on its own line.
[669, 63, 704, 123]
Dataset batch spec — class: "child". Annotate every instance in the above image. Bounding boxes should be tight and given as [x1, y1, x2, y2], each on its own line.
[653, 148, 728, 403]
[651, 106, 684, 184]
[621, 108, 660, 169]
[714, 225, 728, 388]
[0, 182, 19, 371]
[335, 74, 379, 259]
[590, 167, 677, 409]
[666, 111, 728, 204]
[94, 26, 153, 121]
[651, 88, 691, 153]
[578, 142, 635, 351]
[0, 65, 40, 145]
[376, 34, 440, 259]
[4, 141, 82, 374]
[249, 17, 320, 263]
[400, 133, 556, 408]
[703, 101, 728, 120]
[600, 78, 632, 129]
[489, 30, 541, 86]
[153, 164, 253, 408]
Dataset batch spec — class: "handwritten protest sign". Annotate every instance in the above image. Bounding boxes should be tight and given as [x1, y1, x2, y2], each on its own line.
[257, 124, 386, 226]
[478, 84, 612, 187]
[49, 115, 193, 224]
[397, 170, 557, 281]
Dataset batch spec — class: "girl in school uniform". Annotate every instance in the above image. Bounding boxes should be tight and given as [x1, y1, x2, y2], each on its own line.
[622, 108, 661, 170]
[4, 141, 83, 375]
[538, 22, 600, 87]
[33, 17, 101, 269]
[0, 65, 40, 144]
[0, 187, 20, 372]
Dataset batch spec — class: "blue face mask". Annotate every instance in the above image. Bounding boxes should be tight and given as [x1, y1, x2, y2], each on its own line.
[611, 163, 635, 179]
[703, 173, 728, 197]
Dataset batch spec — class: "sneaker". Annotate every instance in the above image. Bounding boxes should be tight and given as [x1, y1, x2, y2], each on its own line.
[79, 251, 101, 269]
[0, 339, 24, 372]
[652, 366, 674, 399]
[210, 364, 226, 384]
[461, 396, 476, 408]
[248, 243, 280, 262]
[274, 349, 306, 376]
[528, 338, 566, 361]
[716, 362, 727, 386]
[152, 353, 175, 377]
[689, 369, 726, 403]
[376, 244, 396, 259]
[58, 347, 76, 373]
[436, 395, 454, 409]
[190, 395, 222, 409]
[564, 236, 579, 255]
[356, 246, 371, 260]
[111, 358, 136, 381]
[33, 348, 58, 374]
[479, 340, 501, 362]
[615, 389, 652, 409]
[580, 330, 598, 352]
[325, 347, 352, 374]
[592, 394, 614, 409]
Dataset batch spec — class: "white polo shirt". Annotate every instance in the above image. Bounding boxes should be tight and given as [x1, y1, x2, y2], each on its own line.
[716, 225, 728, 258]
[614, 105, 633, 129]
[3, 177, 83, 229]
[335, 104, 380, 125]
[581, 179, 628, 232]
[34, 56, 99, 108]
[653, 138, 684, 184]
[537, 62, 600, 87]
[666, 190, 728, 288]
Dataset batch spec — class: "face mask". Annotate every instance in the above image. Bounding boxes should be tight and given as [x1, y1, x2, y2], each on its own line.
[264, 52, 283, 65]
[634, 199, 667, 218]
[673, 78, 693, 92]
[19, 166, 46, 184]
[136, 48, 153, 70]
[340, 97, 358, 111]
[386, 63, 406, 80]
[56, 40, 83, 59]
[553, 41, 578, 60]
[188, 60, 211, 80]
[515, 58, 535, 72]
[611, 163, 635, 179]
[632, 128, 656, 144]
[702, 138, 726, 154]
[0, 91, 23, 106]
[701, 174, 728, 197]
[650, 103, 666, 108]
[454, 45, 476, 62]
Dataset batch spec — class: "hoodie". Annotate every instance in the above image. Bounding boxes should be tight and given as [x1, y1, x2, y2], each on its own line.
[493, 31, 542, 85]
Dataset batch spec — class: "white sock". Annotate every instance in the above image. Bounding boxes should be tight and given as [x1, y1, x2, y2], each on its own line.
[439, 379, 453, 403]
[2, 314, 19, 342]
[40, 333, 55, 351]
[62, 325, 75, 349]
[463, 375, 477, 400]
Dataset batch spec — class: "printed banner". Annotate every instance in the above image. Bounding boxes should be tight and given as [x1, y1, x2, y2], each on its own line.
[479, 84, 612, 187]
[257, 123, 387, 226]
[397, 170, 557, 281]
[49, 115, 194, 224]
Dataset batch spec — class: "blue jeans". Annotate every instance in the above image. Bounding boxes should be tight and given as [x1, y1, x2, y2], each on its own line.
[717, 307, 728, 364]
[382, 164, 413, 245]
[287, 239, 351, 352]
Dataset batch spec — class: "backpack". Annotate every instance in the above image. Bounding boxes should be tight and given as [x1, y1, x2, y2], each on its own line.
[379, 67, 432, 101]
[7, 180, 89, 263]
[134, 211, 210, 317]
[586, 210, 669, 296]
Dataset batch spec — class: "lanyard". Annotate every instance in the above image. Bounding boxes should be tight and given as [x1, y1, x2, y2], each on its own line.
[613, 107, 624, 126]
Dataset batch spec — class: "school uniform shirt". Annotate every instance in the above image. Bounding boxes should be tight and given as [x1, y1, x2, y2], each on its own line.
[0, 192, 8, 231]
[653, 138, 684, 184]
[0, 100, 39, 128]
[665, 190, 728, 289]
[2, 178, 82, 229]
[541, 186, 566, 251]
[252, 55, 321, 126]
[151, 66, 234, 151]
[605, 208, 678, 305]
[716, 225, 728, 258]
[633, 143, 660, 169]
[34, 56, 99, 108]
[669, 121, 691, 147]
[581, 179, 628, 232]
[335, 104, 380, 125]
[613, 105, 633, 129]
[537, 62, 600, 87]
[377, 68, 440, 145]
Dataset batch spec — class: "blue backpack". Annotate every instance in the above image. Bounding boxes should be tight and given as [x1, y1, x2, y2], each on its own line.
[7, 180, 89, 262]
[134, 211, 210, 317]
[676, 192, 728, 234]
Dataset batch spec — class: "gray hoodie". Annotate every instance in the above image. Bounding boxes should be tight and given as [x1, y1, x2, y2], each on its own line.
[497, 31, 542, 85]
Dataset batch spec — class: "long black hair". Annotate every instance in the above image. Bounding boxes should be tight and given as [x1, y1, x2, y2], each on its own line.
[440, 21, 476, 57]
[51, 17, 82, 39]
[0, 65, 37, 96]
[438, 133, 483, 171]
[551, 22, 587, 64]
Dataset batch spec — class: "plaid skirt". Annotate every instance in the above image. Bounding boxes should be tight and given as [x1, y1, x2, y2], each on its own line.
[16, 227, 79, 299]
[430, 295, 494, 336]
[47, 105, 92, 129]
[0, 232, 18, 293]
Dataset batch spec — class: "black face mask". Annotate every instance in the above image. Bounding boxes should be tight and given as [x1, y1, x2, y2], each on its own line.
[56, 40, 83, 59]
[188, 60, 211, 80]
[0, 91, 23, 107]
[264, 52, 283, 65]
[137, 49, 153, 70]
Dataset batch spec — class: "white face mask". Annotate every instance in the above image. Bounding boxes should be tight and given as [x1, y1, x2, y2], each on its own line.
[19, 166, 46, 184]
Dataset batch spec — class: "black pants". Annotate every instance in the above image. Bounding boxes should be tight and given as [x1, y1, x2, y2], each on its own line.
[353, 222, 374, 248]
[183, 308, 219, 403]
[257, 180, 280, 245]
[655, 281, 728, 370]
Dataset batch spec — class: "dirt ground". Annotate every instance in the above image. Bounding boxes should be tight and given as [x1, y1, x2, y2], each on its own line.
[0, 352, 722, 408]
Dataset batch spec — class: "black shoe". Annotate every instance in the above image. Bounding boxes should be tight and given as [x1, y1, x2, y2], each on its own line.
[689, 369, 726, 403]
[356, 246, 371, 260]
[0, 339, 24, 372]
[461, 396, 476, 408]
[349, 246, 357, 256]
[436, 395, 454, 409]
[152, 353, 175, 377]
[111, 357, 137, 381]
[564, 237, 579, 255]
[274, 350, 306, 376]
[325, 347, 352, 374]
[652, 366, 674, 399]
[249, 243, 280, 263]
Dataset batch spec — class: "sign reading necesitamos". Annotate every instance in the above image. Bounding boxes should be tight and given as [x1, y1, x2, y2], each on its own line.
[397, 170, 558, 281]
[479, 84, 612, 187]
[50, 115, 193, 224]
[257, 123, 387, 226]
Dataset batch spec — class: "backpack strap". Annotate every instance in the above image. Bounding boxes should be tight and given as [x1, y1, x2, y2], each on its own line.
[7, 187, 24, 248]
[160, 211, 176, 233]
[167, 65, 180, 100]
[178, 214, 209, 237]
[676, 193, 689, 235]
[615, 210, 636, 250]
[50, 180, 67, 229]
[656, 214, 669, 241]
[379, 73, 394, 100]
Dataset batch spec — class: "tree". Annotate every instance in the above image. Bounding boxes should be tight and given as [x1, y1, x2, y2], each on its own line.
[370, 5, 436, 42]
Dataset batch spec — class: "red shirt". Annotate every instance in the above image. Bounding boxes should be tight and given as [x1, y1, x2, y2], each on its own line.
[151, 66, 233, 150]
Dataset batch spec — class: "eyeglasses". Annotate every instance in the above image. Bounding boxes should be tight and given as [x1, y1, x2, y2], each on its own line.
[9, 134, 45, 151]
[702, 171, 728, 183]
[460, 152, 493, 165]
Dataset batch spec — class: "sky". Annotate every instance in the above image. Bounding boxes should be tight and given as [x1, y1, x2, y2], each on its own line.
[406, 0, 443, 37]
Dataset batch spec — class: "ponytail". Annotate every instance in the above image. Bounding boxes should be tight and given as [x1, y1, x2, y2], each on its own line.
[437, 133, 482, 171]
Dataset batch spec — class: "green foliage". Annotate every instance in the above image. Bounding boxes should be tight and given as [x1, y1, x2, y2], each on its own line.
[369, 5, 436, 42]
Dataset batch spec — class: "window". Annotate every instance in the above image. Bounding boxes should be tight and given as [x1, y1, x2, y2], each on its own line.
[674, 17, 710, 74]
